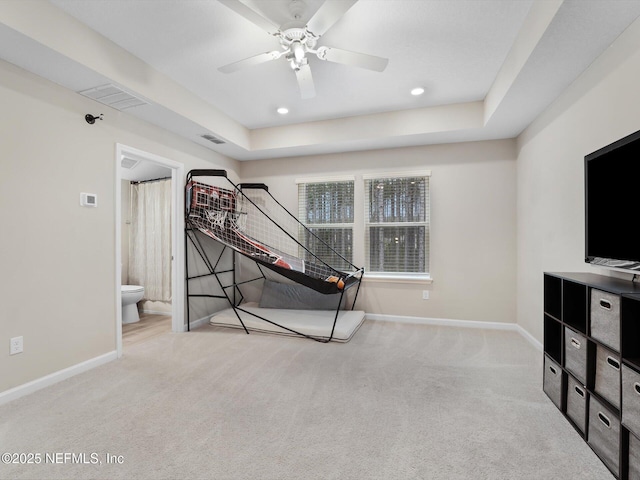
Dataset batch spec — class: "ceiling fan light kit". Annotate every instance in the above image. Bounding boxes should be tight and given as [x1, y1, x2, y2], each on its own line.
[218, 0, 388, 99]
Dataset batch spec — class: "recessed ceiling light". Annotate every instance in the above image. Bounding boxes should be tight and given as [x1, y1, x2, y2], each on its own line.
[277, 107, 289, 115]
[410, 87, 425, 96]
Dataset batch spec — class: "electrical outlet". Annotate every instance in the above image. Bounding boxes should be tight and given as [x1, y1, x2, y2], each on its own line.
[422, 290, 429, 300]
[10, 336, 23, 355]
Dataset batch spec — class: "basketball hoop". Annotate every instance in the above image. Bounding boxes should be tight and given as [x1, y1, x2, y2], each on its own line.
[229, 211, 248, 231]
[205, 209, 227, 228]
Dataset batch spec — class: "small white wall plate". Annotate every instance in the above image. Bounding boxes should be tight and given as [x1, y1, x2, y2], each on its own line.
[80, 192, 98, 207]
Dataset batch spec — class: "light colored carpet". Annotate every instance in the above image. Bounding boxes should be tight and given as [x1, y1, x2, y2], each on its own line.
[0, 320, 614, 480]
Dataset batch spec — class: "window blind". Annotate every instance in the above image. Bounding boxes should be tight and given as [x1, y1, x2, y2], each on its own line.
[364, 175, 430, 274]
[298, 180, 354, 269]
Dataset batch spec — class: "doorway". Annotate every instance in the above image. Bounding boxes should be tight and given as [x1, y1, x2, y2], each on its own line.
[115, 144, 185, 357]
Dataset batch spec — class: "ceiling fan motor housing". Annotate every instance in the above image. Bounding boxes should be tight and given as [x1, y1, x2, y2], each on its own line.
[280, 28, 317, 70]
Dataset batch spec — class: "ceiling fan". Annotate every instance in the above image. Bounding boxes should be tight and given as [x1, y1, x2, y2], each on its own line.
[218, 0, 389, 99]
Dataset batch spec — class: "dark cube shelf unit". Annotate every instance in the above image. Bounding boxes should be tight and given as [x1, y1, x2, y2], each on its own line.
[543, 272, 640, 479]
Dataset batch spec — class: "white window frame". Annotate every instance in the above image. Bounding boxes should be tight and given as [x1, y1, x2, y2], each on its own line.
[363, 171, 431, 281]
[296, 176, 355, 268]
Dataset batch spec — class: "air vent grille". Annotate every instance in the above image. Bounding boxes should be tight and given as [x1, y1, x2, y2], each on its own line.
[121, 157, 140, 169]
[78, 84, 148, 110]
[201, 133, 226, 145]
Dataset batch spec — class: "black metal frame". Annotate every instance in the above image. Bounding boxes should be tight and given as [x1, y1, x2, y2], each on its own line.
[184, 169, 364, 343]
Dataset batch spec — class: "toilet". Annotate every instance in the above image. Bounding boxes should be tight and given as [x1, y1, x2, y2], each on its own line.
[121, 285, 145, 324]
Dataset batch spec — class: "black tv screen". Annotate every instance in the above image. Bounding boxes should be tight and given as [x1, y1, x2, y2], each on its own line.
[585, 128, 640, 271]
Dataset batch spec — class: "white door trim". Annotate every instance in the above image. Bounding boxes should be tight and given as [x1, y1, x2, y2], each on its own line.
[115, 144, 185, 358]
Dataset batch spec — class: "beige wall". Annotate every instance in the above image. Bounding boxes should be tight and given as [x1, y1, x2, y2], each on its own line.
[241, 139, 517, 323]
[516, 17, 640, 342]
[0, 59, 239, 393]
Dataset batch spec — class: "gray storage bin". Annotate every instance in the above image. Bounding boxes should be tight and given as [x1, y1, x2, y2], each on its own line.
[623, 364, 640, 438]
[588, 396, 620, 477]
[629, 431, 640, 480]
[543, 355, 562, 409]
[565, 326, 587, 385]
[566, 374, 587, 433]
[594, 344, 621, 409]
[590, 289, 620, 351]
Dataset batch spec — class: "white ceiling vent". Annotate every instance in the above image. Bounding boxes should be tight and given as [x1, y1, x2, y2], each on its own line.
[121, 157, 140, 169]
[201, 133, 226, 145]
[78, 84, 148, 110]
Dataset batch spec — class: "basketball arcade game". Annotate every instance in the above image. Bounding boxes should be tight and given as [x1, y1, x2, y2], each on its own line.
[184, 169, 364, 342]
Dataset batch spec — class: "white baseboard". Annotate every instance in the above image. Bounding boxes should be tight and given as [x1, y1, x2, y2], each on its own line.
[184, 315, 212, 331]
[365, 314, 543, 351]
[514, 324, 543, 351]
[0, 350, 117, 406]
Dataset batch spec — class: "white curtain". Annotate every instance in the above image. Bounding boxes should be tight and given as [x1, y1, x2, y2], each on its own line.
[129, 179, 172, 302]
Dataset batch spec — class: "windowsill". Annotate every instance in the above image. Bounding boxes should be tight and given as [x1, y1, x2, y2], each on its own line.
[362, 273, 433, 285]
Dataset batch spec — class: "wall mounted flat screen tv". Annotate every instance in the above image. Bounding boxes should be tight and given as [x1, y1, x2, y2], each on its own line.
[585, 128, 640, 272]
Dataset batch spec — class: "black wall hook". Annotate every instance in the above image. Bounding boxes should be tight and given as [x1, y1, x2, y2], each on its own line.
[85, 114, 103, 124]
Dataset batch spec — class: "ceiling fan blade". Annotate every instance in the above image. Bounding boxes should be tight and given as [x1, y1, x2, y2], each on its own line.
[218, 50, 283, 73]
[218, 0, 281, 35]
[295, 64, 316, 99]
[317, 46, 388, 72]
[306, 0, 358, 37]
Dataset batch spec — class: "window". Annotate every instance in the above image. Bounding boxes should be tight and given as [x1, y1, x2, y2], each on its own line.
[364, 173, 430, 276]
[297, 179, 354, 270]
[297, 173, 430, 280]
